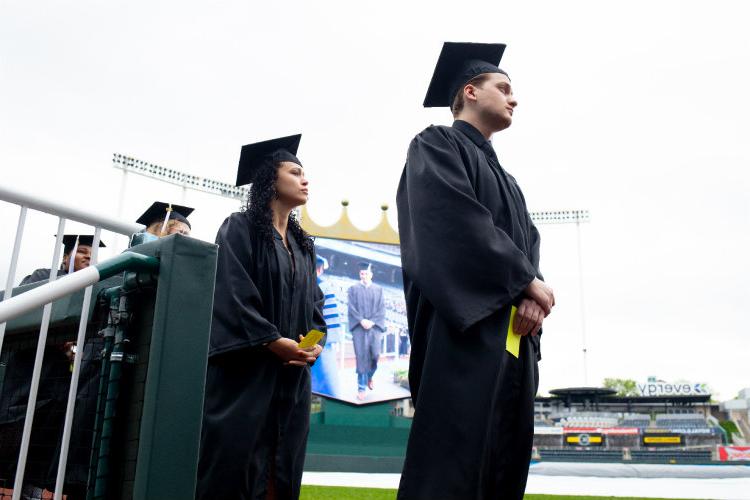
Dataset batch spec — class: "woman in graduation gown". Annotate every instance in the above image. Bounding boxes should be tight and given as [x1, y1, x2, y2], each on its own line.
[197, 134, 326, 500]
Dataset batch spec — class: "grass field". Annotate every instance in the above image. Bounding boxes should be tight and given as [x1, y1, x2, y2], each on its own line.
[300, 485, 697, 500]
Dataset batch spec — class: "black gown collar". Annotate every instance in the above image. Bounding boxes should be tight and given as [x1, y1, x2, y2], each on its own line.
[452, 120, 491, 150]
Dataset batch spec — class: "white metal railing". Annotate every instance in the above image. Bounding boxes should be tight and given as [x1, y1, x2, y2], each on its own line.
[0, 184, 144, 500]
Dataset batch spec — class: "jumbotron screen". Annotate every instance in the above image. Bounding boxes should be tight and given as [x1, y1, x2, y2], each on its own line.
[310, 237, 411, 405]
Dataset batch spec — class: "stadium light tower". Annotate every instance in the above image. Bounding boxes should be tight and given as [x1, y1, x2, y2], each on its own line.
[531, 210, 592, 385]
[112, 153, 249, 203]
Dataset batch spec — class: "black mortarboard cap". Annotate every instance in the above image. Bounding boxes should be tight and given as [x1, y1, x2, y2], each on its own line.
[358, 262, 373, 271]
[60, 235, 106, 254]
[423, 42, 507, 108]
[236, 134, 302, 187]
[136, 202, 194, 229]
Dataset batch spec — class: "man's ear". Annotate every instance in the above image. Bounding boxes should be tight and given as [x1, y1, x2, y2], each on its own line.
[464, 84, 479, 103]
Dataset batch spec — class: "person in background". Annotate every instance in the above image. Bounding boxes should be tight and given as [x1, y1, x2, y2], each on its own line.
[19, 235, 105, 286]
[134, 201, 193, 240]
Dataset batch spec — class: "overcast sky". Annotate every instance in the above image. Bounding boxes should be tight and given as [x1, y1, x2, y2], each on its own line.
[1, 0, 748, 400]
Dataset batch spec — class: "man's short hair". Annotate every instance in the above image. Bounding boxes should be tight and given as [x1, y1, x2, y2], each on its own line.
[451, 73, 493, 117]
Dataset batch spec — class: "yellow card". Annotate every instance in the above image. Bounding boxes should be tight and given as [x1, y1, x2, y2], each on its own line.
[506, 306, 521, 358]
[298, 329, 324, 349]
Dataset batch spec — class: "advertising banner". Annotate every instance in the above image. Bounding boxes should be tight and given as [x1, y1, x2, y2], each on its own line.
[718, 446, 750, 461]
[642, 432, 683, 446]
[565, 432, 604, 446]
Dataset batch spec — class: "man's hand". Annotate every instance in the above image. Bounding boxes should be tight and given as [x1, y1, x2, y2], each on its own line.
[267, 338, 316, 366]
[524, 278, 555, 316]
[513, 298, 545, 337]
[360, 319, 374, 330]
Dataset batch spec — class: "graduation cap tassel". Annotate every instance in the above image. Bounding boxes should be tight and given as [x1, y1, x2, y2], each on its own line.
[159, 204, 173, 236]
[68, 236, 79, 275]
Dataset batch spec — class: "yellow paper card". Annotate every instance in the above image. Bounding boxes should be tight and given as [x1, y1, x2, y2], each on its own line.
[298, 329, 324, 349]
[506, 306, 521, 358]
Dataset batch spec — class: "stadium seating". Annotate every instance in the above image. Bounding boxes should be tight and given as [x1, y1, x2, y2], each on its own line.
[655, 413, 710, 429]
[621, 413, 651, 428]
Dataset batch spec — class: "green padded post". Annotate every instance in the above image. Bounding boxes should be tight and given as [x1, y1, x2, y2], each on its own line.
[129, 234, 217, 499]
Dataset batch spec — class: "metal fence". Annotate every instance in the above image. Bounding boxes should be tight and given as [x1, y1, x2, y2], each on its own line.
[0, 185, 145, 500]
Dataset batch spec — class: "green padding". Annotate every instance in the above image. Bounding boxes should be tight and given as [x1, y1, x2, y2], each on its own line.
[307, 424, 409, 457]
[304, 399, 411, 472]
[129, 234, 217, 499]
[304, 454, 404, 474]
[322, 400, 399, 427]
[97, 252, 159, 280]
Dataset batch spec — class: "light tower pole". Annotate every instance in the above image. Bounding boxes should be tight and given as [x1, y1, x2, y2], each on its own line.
[530, 210, 592, 385]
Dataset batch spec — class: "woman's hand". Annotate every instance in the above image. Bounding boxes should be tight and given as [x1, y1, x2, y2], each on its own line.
[298, 335, 323, 363]
[267, 338, 316, 366]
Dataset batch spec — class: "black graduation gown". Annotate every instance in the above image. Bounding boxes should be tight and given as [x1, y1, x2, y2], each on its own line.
[19, 268, 67, 286]
[396, 120, 543, 500]
[196, 212, 326, 500]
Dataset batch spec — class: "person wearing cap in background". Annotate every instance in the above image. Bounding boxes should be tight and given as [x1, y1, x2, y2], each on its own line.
[19, 235, 106, 286]
[309, 255, 343, 398]
[135, 201, 193, 238]
[396, 42, 555, 499]
[197, 134, 326, 500]
[347, 262, 386, 401]
[2, 234, 104, 497]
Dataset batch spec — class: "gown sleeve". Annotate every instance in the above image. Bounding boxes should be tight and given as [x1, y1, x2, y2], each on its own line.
[209, 214, 281, 357]
[347, 286, 364, 329]
[311, 259, 328, 348]
[397, 126, 538, 333]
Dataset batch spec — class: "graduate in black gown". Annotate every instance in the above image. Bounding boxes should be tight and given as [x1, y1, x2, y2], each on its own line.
[19, 235, 105, 286]
[396, 42, 556, 500]
[197, 134, 326, 500]
[1, 235, 104, 496]
[135, 201, 194, 238]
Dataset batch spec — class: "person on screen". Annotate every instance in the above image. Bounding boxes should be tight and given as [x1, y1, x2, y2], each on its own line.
[197, 134, 326, 500]
[310, 255, 342, 397]
[347, 262, 386, 401]
[395, 42, 554, 499]
[315, 255, 343, 346]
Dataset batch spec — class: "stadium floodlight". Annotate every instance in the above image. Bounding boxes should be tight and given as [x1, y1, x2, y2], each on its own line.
[530, 209, 592, 385]
[112, 153, 249, 200]
[529, 209, 590, 225]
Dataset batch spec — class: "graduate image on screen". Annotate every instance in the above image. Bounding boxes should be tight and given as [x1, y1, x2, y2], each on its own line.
[310, 237, 411, 405]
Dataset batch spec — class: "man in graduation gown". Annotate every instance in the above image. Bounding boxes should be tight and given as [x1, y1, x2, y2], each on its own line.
[347, 262, 386, 401]
[1, 235, 105, 495]
[396, 42, 555, 500]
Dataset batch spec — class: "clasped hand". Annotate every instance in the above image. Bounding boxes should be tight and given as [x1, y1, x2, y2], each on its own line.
[267, 336, 322, 366]
[514, 278, 556, 337]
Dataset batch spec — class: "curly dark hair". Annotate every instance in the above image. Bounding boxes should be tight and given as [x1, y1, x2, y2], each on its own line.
[243, 159, 315, 255]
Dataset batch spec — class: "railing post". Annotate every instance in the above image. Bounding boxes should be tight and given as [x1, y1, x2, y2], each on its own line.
[0, 205, 28, 355]
[54, 227, 102, 499]
[12, 217, 66, 500]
